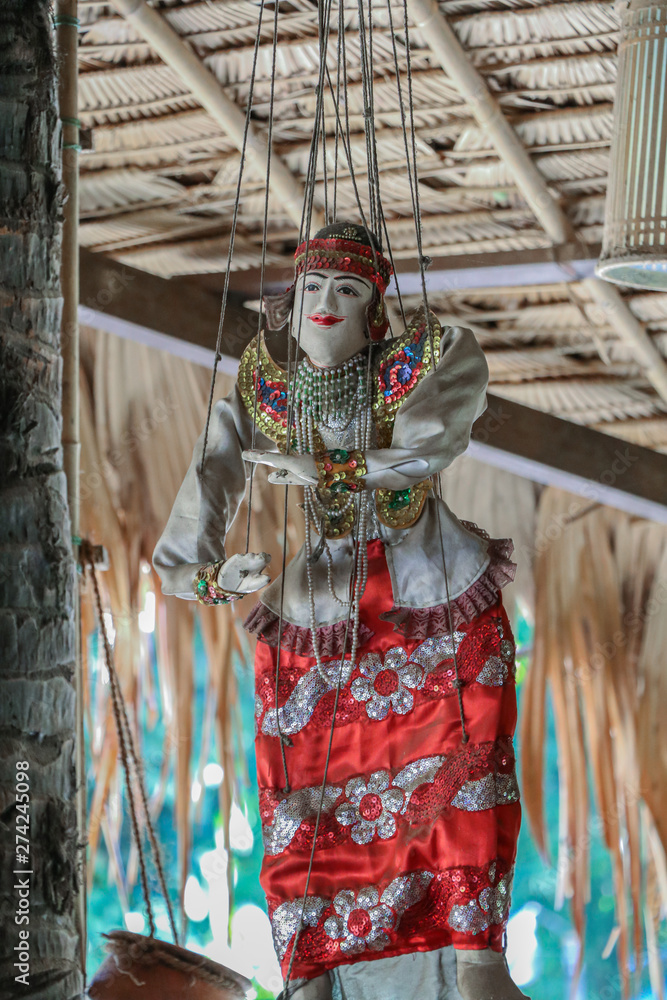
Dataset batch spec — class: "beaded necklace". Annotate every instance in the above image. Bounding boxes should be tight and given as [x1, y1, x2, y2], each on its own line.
[294, 349, 372, 685]
[293, 352, 367, 427]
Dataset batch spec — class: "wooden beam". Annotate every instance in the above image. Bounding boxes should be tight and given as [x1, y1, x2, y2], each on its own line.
[78, 248, 257, 371]
[472, 395, 667, 524]
[109, 0, 323, 231]
[79, 249, 667, 522]
[198, 244, 602, 298]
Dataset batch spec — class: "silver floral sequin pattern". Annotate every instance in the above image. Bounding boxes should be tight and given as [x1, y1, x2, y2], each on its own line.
[271, 897, 329, 961]
[323, 872, 434, 955]
[261, 657, 354, 737]
[475, 655, 508, 686]
[392, 755, 444, 812]
[264, 785, 343, 856]
[254, 694, 263, 736]
[261, 667, 329, 737]
[450, 772, 520, 812]
[351, 648, 424, 719]
[261, 633, 468, 737]
[476, 618, 516, 686]
[448, 865, 514, 936]
[335, 771, 405, 844]
[260, 740, 520, 854]
[268, 862, 514, 967]
[324, 886, 395, 955]
[351, 634, 465, 720]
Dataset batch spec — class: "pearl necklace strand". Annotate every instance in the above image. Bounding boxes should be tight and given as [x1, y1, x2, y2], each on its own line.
[294, 353, 367, 426]
[294, 351, 372, 684]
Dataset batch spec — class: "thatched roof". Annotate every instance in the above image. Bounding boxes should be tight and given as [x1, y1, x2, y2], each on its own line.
[76, 0, 667, 450]
[78, 1, 618, 250]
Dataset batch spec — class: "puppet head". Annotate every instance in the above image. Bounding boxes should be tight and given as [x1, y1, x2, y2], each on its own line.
[264, 222, 393, 366]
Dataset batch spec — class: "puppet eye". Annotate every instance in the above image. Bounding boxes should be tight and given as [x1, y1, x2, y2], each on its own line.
[305, 281, 321, 292]
[336, 284, 359, 297]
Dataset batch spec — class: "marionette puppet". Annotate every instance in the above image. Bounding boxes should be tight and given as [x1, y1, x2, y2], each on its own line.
[154, 222, 528, 1000]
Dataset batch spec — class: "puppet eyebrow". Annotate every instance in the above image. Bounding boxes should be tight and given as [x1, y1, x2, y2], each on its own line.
[304, 273, 370, 285]
[333, 275, 370, 284]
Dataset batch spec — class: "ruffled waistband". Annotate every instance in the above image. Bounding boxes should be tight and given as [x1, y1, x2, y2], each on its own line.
[242, 605, 374, 657]
[243, 525, 516, 653]
[380, 529, 516, 641]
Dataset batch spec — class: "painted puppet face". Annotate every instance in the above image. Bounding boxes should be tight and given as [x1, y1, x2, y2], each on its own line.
[290, 268, 375, 367]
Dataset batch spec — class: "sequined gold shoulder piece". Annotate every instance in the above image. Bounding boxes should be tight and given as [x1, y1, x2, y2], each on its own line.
[237, 334, 290, 452]
[373, 307, 441, 447]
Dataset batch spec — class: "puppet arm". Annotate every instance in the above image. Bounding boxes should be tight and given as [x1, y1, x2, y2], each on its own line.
[153, 384, 276, 601]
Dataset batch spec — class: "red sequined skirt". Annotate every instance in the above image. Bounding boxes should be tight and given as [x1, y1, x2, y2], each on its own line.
[254, 540, 521, 982]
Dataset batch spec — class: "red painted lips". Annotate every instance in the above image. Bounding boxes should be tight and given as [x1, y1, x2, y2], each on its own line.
[307, 314, 344, 327]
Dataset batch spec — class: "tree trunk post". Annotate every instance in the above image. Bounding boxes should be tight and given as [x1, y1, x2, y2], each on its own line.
[0, 2, 83, 997]
[56, 0, 87, 980]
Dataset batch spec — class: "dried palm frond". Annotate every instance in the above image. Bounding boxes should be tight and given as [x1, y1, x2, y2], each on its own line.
[637, 542, 667, 853]
[462, 149, 610, 191]
[485, 346, 629, 383]
[74, 0, 628, 294]
[89, 108, 234, 156]
[451, 2, 620, 55]
[79, 207, 227, 251]
[522, 490, 667, 998]
[455, 106, 613, 154]
[493, 378, 665, 425]
[492, 52, 616, 91]
[112, 234, 286, 276]
[73, 0, 629, 301]
[627, 292, 667, 325]
[80, 327, 296, 914]
[79, 169, 185, 217]
[79, 63, 192, 123]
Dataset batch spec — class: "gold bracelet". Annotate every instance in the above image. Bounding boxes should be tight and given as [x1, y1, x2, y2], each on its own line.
[315, 449, 367, 494]
[193, 562, 245, 606]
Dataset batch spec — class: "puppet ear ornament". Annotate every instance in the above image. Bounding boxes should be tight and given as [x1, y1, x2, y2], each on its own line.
[263, 285, 295, 331]
[367, 292, 390, 342]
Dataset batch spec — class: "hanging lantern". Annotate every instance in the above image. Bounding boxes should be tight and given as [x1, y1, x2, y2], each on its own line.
[597, 0, 667, 289]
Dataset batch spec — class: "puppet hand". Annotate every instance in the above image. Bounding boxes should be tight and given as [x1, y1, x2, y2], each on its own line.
[217, 552, 271, 594]
[242, 450, 318, 487]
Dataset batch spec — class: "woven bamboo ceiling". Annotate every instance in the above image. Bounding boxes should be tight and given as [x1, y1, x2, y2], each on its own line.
[77, 0, 667, 452]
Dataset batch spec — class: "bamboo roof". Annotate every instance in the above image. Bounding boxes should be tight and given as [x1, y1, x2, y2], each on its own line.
[77, 0, 667, 450]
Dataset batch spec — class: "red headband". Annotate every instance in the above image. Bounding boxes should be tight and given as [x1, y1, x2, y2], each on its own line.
[294, 237, 393, 295]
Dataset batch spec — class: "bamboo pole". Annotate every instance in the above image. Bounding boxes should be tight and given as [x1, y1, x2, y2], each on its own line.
[405, 0, 573, 247]
[110, 0, 322, 232]
[55, 0, 86, 980]
[405, 0, 667, 406]
[583, 277, 667, 402]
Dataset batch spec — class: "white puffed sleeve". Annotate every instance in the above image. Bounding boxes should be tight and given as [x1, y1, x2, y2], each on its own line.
[153, 385, 276, 599]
